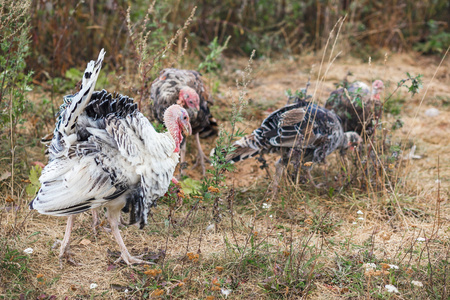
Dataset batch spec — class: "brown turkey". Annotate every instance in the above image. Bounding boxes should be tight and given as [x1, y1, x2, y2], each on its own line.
[150, 68, 217, 176]
[325, 80, 384, 136]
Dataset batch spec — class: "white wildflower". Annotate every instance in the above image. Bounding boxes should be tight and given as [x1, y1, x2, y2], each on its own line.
[357, 210, 364, 215]
[90, 283, 98, 289]
[357, 217, 364, 220]
[435, 179, 441, 184]
[416, 237, 426, 242]
[206, 224, 214, 232]
[262, 203, 271, 209]
[269, 215, 273, 218]
[425, 108, 440, 117]
[411, 280, 423, 287]
[23, 248, 33, 254]
[352, 222, 357, 225]
[364, 263, 377, 271]
[124, 289, 129, 293]
[221, 288, 232, 298]
[388, 264, 399, 270]
[385, 284, 399, 293]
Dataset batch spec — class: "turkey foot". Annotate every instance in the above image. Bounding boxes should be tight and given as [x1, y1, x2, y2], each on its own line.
[109, 210, 154, 265]
[307, 169, 325, 189]
[114, 252, 155, 265]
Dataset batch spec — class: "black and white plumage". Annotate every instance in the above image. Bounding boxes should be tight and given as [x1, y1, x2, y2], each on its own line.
[223, 99, 361, 188]
[150, 68, 217, 176]
[30, 49, 191, 266]
[325, 80, 384, 136]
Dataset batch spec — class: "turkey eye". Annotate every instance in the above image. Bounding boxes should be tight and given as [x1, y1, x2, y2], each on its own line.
[183, 116, 187, 120]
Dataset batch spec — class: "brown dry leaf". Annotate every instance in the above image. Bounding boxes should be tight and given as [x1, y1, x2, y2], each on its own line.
[211, 286, 221, 291]
[79, 239, 91, 246]
[152, 288, 165, 296]
[381, 263, 390, 269]
[0, 171, 11, 181]
[215, 266, 224, 273]
[5, 196, 14, 203]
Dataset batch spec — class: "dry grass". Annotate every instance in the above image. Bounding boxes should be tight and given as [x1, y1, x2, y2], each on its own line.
[1, 51, 449, 299]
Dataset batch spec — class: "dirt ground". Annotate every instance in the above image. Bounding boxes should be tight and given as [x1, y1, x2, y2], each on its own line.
[4, 51, 450, 299]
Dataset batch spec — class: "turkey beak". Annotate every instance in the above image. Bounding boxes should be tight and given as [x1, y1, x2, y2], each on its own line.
[183, 122, 192, 136]
[196, 103, 200, 111]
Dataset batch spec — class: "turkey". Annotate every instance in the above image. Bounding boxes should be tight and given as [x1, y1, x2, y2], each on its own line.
[150, 68, 217, 176]
[221, 98, 362, 189]
[325, 79, 384, 136]
[30, 49, 192, 266]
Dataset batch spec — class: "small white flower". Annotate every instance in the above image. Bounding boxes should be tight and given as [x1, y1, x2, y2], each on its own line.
[388, 264, 399, 269]
[206, 224, 214, 231]
[23, 248, 33, 254]
[90, 283, 98, 289]
[269, 215, 273, 218]
[364, 263, 377, 271]
[262, 203, 271, 209]
[411, 280, 423, 287]
[435, 179, 441, 184]
[357, 210, 364, 215]
[221, 288, 232, 298]
[416, 237, 426, 242]
[385, 284, 399, 293]
[124, 289, 129, 293]
[352, 222, 357, 225]
[357, 217, 364, 220]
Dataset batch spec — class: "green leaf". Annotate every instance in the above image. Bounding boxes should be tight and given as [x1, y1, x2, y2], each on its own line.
[26, 165, 42, 196]
[65, 68, 83, 81]
[179, 178, 202, 195]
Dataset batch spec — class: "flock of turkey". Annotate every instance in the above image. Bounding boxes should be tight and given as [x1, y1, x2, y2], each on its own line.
[30, 49, 385, 266]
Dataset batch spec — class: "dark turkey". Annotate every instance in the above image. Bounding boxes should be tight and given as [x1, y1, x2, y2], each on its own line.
[223, 99, 361, 188]
[325, 80, 384, 136]
[150, 68, 217, 176]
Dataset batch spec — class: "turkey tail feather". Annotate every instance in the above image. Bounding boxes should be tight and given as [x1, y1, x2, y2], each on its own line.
[226, 134, 262, 163]
[60, 49, 105, 136]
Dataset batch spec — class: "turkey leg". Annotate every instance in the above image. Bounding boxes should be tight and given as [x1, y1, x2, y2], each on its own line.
[58, 215, 80, 268]
[107, 208, 153, 265]
[178, 142, 187, 178]
[271, 158, 284, 195]
[191, 133, 210, 176]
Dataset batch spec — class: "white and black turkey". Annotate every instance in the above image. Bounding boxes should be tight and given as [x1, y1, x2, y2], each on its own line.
[325, 80, 384, 136]
[222, 99, 362, 188]
[30, 49, 191, 266]
[151, 68, 217, 176]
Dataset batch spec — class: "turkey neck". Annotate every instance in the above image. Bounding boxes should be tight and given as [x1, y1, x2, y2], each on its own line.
[164, 107, 182, 152]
